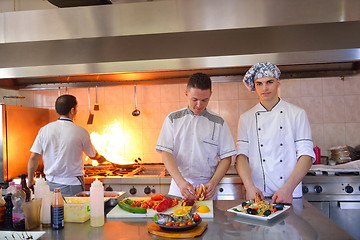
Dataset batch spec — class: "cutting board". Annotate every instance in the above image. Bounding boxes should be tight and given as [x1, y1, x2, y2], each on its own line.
[148, 221, 208, 238]
[107, 200, 214, 218]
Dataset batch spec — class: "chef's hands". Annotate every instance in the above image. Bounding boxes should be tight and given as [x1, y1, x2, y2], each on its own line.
[245, 186, 264, 201]
[178, 180, 196, 200]
[204, 181, 216, 200]
[27, 178, 35, 188]
[96, 155, 107, 164]
[272, 186, 293, 204]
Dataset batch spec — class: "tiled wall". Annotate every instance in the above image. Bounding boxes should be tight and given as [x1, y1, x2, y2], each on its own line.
[2, 73, 358, 163]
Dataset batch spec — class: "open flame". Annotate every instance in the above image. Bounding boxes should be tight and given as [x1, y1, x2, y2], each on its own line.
[88, 121, 135, 165]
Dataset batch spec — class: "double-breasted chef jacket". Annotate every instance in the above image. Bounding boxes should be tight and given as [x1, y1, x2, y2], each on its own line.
[237, 99, 315, 198]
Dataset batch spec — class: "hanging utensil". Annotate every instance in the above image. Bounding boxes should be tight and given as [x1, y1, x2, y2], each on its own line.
[132, 85, 140, 117]
[94, 85, 100, 111]
[87, 88, 94, 124]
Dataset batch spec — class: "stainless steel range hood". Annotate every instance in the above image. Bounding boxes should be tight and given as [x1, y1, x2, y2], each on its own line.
[1, 0, 360, 89]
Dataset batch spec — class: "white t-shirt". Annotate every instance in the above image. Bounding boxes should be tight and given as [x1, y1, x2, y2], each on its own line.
[156, 107, 236, 180]
[237, 99, 315, 197]
[30, 118, 96, 185]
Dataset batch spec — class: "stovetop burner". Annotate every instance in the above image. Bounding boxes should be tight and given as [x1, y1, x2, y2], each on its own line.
[84, 165, 138, 177]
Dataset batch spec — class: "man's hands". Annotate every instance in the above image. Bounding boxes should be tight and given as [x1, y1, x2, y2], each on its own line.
[272, 186, 293, 204]
[96, 155, 107, 164]
[204, 181, 217, 200]
[245, 186, 264, 202]
[178, 179, 196, 200]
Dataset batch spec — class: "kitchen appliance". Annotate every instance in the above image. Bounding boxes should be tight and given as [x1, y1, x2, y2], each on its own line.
[0, 104, 51, 184]
[83, 163, 244, 200]
[302, 165, 360, 240]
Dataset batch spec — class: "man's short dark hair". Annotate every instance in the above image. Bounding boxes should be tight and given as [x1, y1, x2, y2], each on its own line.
[187, 73, 212, 91]
[55, 95, 77, 115]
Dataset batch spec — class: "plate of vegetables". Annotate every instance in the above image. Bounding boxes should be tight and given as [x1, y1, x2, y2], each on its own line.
[227, 200, 290, 221]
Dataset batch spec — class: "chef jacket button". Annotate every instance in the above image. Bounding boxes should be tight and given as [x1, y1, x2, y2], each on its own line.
[280, 177, 283, 179]
[280, 126, 283, 129]
[280, 159, 283, 162]
[263, 159, 265, 162]
[280, 111, 283, 113]
[280, 143, 283, 146]
[260, 144, 263, 147]
[257, 112, 260, 115]
[258, 128, 261, 131]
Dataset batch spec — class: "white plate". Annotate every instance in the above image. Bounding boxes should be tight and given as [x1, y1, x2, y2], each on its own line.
[227, 204, 290, 221]
[0, 231, 45, 240]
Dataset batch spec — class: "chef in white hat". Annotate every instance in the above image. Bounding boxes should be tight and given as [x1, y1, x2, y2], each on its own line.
[236, 62, 315, 203]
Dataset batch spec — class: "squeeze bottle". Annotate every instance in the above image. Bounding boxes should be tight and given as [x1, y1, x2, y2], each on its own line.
[313, 146, 321, 165]
[90, 178, 104, 227]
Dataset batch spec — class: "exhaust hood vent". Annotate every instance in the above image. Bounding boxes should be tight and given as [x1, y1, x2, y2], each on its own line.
[48, 0, 112, 8]
[1, 0, 360, 89]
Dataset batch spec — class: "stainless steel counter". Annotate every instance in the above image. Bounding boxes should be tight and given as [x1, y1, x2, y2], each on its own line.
[35, 199, 354, 240]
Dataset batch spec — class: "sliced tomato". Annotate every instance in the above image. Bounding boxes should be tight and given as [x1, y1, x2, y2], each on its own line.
[140, 202, 149, 209]
[151, 193, 165, 201]
[155, 199, 171, 212]
[145, 200, 155, 208]
[170, 198, 178, 207]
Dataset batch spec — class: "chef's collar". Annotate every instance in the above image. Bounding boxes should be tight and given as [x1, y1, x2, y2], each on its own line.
[58, 117, 73, 122]
[186, 106, 208, 116]
[258, 98, 282, 111]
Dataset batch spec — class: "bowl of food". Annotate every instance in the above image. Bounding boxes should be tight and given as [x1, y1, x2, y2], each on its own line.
[153, 212, 202, 232]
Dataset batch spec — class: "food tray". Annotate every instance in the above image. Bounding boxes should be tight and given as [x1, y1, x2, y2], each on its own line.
[227, 204, 290, 221]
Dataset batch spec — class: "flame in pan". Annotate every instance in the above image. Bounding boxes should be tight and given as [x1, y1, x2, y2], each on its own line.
[88, 121, 135, 165]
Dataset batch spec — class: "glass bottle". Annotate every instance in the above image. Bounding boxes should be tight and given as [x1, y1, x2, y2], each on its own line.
[51, 188, 64, 230]
[19, 174, 31, 202]
[12, 185, 26, 230]
[4, 193, 13, 229]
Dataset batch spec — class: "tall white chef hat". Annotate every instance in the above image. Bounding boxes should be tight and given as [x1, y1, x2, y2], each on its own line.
[243, 62, 281, 92]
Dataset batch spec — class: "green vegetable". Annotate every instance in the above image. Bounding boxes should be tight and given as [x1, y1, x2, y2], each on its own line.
[232, 208, 241, 212]
[152, 214, 159, 222]
[123, 198, 133, 205]
[118, 201, 147, 214]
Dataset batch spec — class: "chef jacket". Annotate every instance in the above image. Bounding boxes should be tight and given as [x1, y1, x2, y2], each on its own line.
[156, 107, 236, 181]
[30, 118, 97, 185]
[237, 99, 315, 198]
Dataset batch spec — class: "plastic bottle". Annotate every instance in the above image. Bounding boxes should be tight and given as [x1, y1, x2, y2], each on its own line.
[11, 184, 26, 230]
[90, 178, 104, 227]
[314, 146, 321, 165]
[51, 188, 64, 230]
[19, 174, 31, 202]
[6, 182, 16, 195]
[34, 175, 50, 199]
[33, 176, 52, 226]
[41, 191, 53, 227]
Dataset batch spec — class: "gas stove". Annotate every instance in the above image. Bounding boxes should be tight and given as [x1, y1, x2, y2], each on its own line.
[83, 164, 170, 198]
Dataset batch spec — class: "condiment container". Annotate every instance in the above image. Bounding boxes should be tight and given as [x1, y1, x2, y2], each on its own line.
[51, 188, 64, 229]
[90, 178, 104, 227]
[313, 146, 321, 164]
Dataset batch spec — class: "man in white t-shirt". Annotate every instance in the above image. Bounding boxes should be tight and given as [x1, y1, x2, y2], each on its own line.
[156, 73, 236, 200]
[27, 94, 106, 196]
[236, 62, 315, 203]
